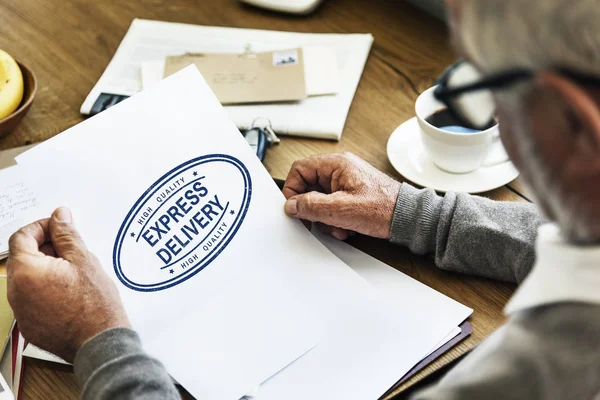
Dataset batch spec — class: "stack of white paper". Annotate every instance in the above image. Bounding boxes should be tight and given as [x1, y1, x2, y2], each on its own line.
[81, 19, 373, 140]
[17, 67, 470, 399]
[257, 232, 471, 400]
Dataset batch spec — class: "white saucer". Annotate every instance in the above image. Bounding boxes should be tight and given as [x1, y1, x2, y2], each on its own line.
[387, 118, 519, 194]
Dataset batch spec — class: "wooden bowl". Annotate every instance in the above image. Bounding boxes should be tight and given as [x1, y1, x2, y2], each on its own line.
[0, 61, 37, 139]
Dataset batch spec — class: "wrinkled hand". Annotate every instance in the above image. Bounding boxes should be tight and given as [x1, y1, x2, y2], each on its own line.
[7, 207, 130, 362]
[283, 153, 401, 240]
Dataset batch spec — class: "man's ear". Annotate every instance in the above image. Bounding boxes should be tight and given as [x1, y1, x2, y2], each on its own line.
[536, 71, 600, 154]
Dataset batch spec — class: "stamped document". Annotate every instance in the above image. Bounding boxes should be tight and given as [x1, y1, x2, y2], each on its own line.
[17, 67, 327, 400]
[16, 66, 377, 399]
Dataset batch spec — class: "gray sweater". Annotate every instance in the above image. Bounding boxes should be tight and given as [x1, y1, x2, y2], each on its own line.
[73, 184, 599, 399]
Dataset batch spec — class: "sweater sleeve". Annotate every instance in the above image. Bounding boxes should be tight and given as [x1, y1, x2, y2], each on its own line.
[74, 327, 181, 400]
[390, 183, 544, 283]
[411, 303, 600, 400]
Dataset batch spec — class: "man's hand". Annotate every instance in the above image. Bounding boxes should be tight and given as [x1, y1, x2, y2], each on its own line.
[283, 153, 401, 240]
[7, 207, 130, 363]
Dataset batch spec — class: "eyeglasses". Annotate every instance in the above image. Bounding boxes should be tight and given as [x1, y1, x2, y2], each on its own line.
[433, 61, 600, 130]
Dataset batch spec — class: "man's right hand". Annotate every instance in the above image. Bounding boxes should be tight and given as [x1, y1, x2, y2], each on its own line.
[7, 207, 130, 363]
[283, 153, 401, 240]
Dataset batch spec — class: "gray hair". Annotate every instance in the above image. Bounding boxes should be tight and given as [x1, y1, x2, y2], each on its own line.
[458, 0, 600, 242]
[459, 0, 600, 75]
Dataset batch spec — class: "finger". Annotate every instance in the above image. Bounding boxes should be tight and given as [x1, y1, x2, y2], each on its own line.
[283, 155, 343, 199]
[316, 223, 351, 241]
[283, 162, 317, 199]
[285, 191, 349, 229]
[48, 207, 88, 263]
[39, 243, 57, 257]
[8, 218, 51, 257]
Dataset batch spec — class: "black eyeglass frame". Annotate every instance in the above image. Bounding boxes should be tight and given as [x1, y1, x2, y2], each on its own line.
[433, 61, 600, 130]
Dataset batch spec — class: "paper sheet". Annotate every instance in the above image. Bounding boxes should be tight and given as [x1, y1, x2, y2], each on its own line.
[316, 232, 472, 330]
[11, 334, 23, 400]
[426, 327, 461, 359]
[0, 166, 38, 259]
[0, 145, 36, 170]
[21, 344, 68, 365]
[82, 19, 370, 140]
[0, 336, 12, 391]
[0, 371, 12, 400]
[0, 277, 13, 357]
[18, 67, 333, 400]
[254, 232, 472, 400]
[302, 46, 339, 96]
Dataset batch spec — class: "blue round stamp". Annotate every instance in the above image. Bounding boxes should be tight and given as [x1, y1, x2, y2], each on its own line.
[113, 154, 252, 292]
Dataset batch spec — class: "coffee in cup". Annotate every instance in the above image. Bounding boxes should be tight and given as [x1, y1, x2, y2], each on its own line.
[415, 86, 508, 173]
[425, 108, 496, 133]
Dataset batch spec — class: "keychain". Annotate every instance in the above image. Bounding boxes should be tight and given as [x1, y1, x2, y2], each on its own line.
[241, 118, 280, 162]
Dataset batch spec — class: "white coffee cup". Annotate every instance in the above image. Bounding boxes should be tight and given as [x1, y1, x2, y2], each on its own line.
[415, 86, 508, 174]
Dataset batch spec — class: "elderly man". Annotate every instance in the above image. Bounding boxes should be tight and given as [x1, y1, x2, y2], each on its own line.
[7, 0, 600, 398]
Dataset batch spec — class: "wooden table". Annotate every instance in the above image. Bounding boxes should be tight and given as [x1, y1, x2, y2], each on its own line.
[0, 0, 531, 398]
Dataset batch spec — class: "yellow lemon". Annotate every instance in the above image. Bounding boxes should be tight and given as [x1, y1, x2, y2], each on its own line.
[0, 49, 24, 120]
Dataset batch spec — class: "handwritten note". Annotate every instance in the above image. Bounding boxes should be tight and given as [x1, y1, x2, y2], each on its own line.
[0, 165, 38, 258]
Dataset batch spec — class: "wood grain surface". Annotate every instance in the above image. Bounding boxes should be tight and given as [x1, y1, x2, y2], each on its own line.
[0, 0, 529, 398]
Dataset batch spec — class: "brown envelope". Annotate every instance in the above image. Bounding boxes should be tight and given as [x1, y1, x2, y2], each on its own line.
[164, 49, 307, 104]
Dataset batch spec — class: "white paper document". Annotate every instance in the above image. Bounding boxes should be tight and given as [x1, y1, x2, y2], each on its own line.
[427, 327, 462, 358]
[19, 67, 329, 400]
[19, 67, 470, 400]
[253, 232, 472, 400]
[317, 232, 472, 331]
[81, 19, 372, 140]
[0, 372, 13, 400]
[0, 166, 38, 259]
[0, 145, 36, 170]
[22, 344, 68, 365]
[0, 336, 12, 392]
